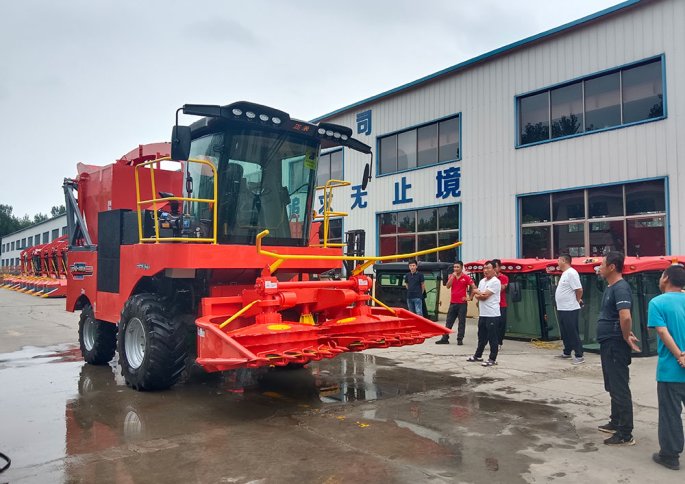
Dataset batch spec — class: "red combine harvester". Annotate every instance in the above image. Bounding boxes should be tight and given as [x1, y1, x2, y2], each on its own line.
[64, 101, 454, 391]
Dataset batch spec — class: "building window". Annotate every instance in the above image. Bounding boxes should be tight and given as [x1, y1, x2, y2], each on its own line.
[316, 149, 343, 187]
[519, 179, 667, 258]
[43, 232, 49, 244]
[51, 229, 59, 241]
[318, 218, 343, 246]
[62, 226, 68, 236]
[28, 236, 33, 247]
[378, 204, 459, 262]
[517, 56, 664, 147]
[21, 238, 26, 249]
[378, 115, 460, 175]
[11, 241, 15, 251]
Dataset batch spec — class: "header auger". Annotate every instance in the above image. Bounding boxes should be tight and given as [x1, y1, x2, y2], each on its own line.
[64, 101, 457, 391]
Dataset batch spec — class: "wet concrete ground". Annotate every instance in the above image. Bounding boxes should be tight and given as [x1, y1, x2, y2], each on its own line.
[0, 291, 678, 483]
[1, 346, 573, 484]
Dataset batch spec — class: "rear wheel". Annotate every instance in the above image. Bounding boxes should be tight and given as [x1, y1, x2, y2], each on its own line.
[78, 303, 117, 365]
[117, 294, 187, 391]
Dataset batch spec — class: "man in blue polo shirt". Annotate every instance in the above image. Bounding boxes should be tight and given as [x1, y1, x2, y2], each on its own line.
[648, 264, 685, 471]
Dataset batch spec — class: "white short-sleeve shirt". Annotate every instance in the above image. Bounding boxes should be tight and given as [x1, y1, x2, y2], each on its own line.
[555, 267, 583, 311]
[478, 276, 501, 317]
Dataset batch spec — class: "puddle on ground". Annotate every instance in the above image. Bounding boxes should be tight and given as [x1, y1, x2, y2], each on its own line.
[0, 344, 582, 484]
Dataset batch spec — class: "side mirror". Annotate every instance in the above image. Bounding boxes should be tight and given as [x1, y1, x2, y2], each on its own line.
[171, 125, 191, 161]
[361, 163, 371, 190]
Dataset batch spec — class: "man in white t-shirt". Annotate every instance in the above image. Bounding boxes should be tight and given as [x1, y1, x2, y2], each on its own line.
[554, 254, 585, 364]
[467, 261, 502, 367]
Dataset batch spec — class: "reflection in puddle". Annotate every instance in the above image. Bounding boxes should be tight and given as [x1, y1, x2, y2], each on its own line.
[0, 345, 577, 484]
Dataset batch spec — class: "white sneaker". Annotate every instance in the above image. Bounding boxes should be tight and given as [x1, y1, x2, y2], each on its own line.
[556, 354, 572, 359]
[572, 356, 585, 365]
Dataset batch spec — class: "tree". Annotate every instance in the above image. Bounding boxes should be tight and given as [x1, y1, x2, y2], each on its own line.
[551, 114, 581, 138]
[33, 213, 49, 224]
[50, 205, 66, 217]
[0, 204, 22, 238]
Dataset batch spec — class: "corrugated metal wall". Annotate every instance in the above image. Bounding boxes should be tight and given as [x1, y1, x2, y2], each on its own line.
[319, 0, 684, 262]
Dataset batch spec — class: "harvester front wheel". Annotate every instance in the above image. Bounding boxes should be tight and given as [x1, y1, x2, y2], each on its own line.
[118, 294, 187, 391]
[79, 304, 117, 365]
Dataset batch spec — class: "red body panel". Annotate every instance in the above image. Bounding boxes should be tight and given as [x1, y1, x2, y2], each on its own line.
[67, 243, 344, 320]
[74, 143, 175, 246]
[465, 258, 555, 274]
[545, 255, 685, 275]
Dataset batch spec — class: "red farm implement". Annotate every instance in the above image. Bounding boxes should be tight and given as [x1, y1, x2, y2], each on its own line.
[64, 102, 456, 391]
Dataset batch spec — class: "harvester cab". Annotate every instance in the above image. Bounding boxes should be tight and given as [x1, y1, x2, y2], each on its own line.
[168, 101, 372, 246]
[65, 101, 457, 392]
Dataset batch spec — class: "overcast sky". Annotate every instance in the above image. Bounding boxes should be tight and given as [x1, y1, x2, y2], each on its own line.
[0, 0, 620, 218]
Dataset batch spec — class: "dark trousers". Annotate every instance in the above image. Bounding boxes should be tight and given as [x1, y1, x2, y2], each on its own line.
[444, 303, 468, 341]
[498, 306, 507, 345]
[558, 309, 583, 357]
[600, 338, 633, 437]
[657, 381, 685, 460]
[474, 316, 500, 362]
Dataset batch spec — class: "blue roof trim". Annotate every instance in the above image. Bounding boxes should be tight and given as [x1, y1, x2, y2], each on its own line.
[311, 0, 643, 123]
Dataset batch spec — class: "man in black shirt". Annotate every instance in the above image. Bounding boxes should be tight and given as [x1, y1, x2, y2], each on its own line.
[596, 251, 641, 446]
[404, 260, 425, 317]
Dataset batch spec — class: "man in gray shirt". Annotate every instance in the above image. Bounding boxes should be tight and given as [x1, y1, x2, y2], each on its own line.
[596, 251, 641, 446]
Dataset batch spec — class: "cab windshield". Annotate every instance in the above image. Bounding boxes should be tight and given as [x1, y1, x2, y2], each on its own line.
[185, 127, 319, 246]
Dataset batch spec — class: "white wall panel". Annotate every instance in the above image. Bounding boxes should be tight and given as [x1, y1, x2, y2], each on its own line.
[318, 0, 683, 263]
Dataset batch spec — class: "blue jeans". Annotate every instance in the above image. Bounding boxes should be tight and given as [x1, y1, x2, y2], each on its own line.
[407, 298, 423, 316]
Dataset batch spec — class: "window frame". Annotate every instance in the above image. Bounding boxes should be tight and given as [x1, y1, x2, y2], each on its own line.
[376, 113, 461, 177]
[516, 177, 669, 258]
[515, 55, 666, 148]
[316, 148, 344, 187]
[376, 203, 461, 262]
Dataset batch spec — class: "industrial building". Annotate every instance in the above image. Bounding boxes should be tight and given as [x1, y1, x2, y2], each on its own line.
[1, 215, 67, 271]
[312, 0, 681, 263]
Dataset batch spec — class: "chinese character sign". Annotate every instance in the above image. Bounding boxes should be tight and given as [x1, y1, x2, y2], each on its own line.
[436, 167, 461, 199]
[393, 177, 413, 205]
[350, 185, 368, 209]
[356, 110, 372, 136]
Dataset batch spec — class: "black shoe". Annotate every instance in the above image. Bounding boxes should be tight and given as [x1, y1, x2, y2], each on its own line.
[652, 452, 680, 470]
[604, 434, 635, 446]
[598, 422, 618, 434]
[466, 356, 483, 362]
[435, 338, 449, 345]
[457, 340, 463, 346]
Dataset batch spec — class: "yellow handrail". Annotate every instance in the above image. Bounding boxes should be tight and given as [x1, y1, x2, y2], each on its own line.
[370, 295, 397, 315]
[256, 229, 462, 276]
[219, 299, 262, 329]
[313, 179, 350, 248]
[134, 156, 218, 244]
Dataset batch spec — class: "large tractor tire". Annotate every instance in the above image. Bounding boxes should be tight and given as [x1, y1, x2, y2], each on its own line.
[78, 304, 117, 365]
[117, 294, 187, 391]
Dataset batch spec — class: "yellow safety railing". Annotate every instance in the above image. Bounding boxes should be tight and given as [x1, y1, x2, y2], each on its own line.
[256, 229, 462, 276]
[312, 179, 349, 249]
[134, 157, 218, 244]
